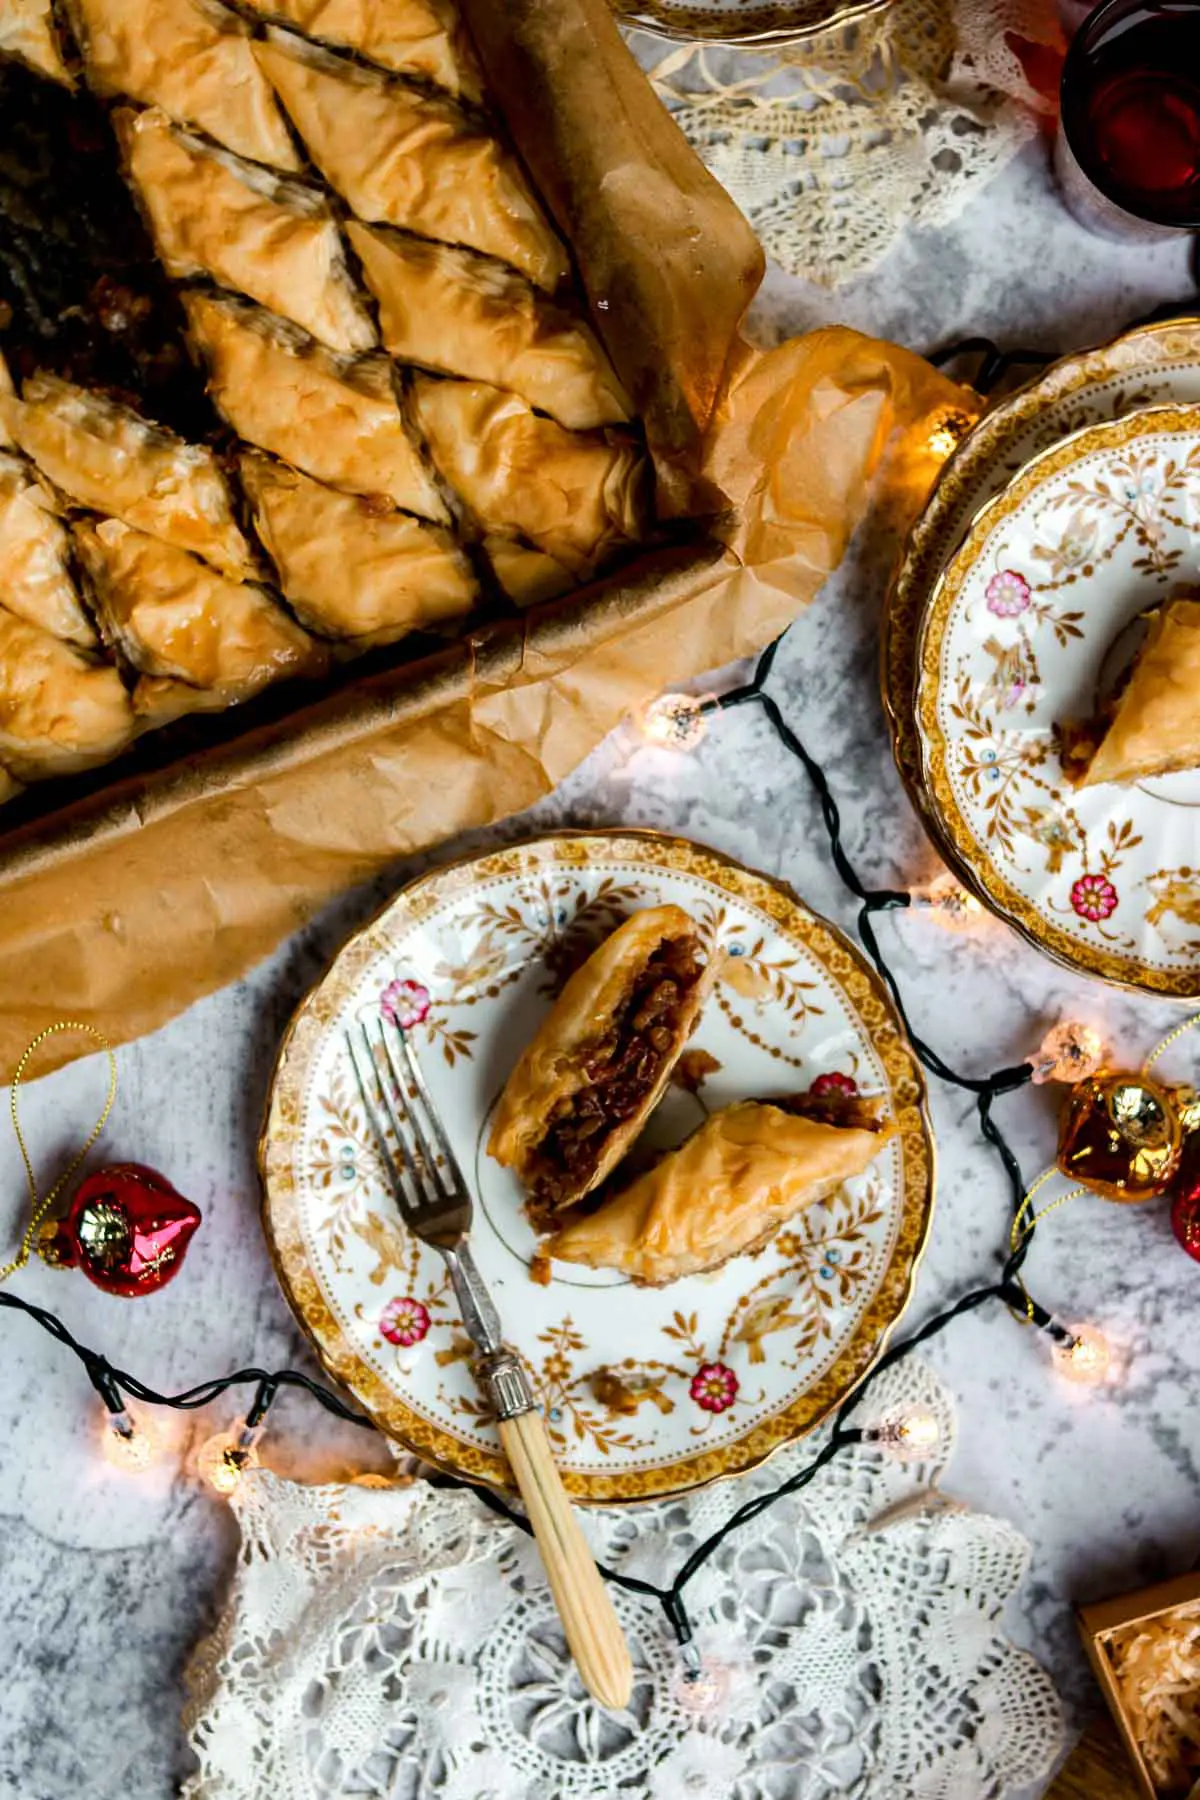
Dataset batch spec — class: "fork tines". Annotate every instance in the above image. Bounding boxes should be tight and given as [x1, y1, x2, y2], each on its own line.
[346, 1015, 464, 1220]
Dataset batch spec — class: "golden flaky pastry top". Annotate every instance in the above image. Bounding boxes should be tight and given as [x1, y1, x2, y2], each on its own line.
[118, 108, 375, 356]
[549, 1101, 897, 1285]
[73, 518, 328, 696]
[235, 0, 482, 100]
[346, 222, 630, 432]
[253, 29, 568, 291]
[239, 452, 477, 646]
[183, 292, 449, 524]
[65, 0, 302, 168]
[488, 904, 714, 1190]
[0, 374, 256, 580]
[1080, 598, 1200, 789]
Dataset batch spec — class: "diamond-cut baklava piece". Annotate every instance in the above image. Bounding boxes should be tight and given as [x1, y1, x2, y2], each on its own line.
[118, 109, 374, 353]
[184, 293, 448, 521]
[253, 30, 568, 289]
[240, 452, 477, 646]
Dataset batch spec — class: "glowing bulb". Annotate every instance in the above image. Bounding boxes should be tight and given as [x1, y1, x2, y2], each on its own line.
[864, 1408, 942, 1461]
[638, 692, 710, 752]
[100, 1405, 162, 1473]
[913, 873, 985, 931]
[1031, 1021, 1105, 1086]
[671, 1655, 732, 1716]
[1052, 1323, 1112, 1386]
[925, 407, 974, 461]
[196, 1423, 263, 1496]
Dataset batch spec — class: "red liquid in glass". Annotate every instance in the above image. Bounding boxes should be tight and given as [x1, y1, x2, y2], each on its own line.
[1068, 3, 1200, 225]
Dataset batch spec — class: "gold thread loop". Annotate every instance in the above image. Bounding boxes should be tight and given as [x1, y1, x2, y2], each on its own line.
[1006, 1169, 1088, 1325]
[1142, 1011, 1200, 1074]
[1, 1023, 117, 1284]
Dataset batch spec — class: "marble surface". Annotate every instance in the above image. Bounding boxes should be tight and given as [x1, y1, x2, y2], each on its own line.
[2, 139, 1199, 1800]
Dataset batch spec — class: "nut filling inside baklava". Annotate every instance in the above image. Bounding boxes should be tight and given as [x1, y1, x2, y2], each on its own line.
[528, 933, 705, 1219]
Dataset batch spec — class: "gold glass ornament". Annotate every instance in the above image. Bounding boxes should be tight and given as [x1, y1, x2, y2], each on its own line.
[1056, 1071, 1183, 1201]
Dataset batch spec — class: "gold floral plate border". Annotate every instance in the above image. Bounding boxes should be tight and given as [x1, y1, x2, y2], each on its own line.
[915, 404, 1200, 998]
[616, 0, 892, 45]
[258, 829, 936, 1505]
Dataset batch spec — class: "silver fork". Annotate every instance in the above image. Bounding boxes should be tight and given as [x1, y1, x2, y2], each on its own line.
[347, 1015, 633, 1711]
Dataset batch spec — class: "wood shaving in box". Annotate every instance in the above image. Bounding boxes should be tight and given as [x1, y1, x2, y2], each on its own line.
[1108, 1602, 1200, 1796]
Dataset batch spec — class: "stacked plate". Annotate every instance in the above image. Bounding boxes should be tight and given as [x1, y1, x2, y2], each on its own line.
[885, 317, 1200, 997]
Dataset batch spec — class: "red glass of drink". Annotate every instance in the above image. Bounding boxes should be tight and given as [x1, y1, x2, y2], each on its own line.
[1056, 0, 1200, 240]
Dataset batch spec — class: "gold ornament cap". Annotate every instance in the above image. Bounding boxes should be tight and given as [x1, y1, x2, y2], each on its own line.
[1056, 1070, 1183, 1202]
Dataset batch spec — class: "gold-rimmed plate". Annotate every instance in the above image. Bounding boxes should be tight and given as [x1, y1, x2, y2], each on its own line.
[884, 317, 1200, 837]
[260, 831, 935, 1503]
[616, 0, 892, 45]
[915, 405, 1200, 997]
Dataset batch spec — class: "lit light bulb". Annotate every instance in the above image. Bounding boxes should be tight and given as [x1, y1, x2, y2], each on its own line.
[196, 1422, 263, 1496]
[925, 407, 974, 461]
[638, 692, 711, 752]
[912, 873, 985, 931]
[1052, 1323, 1112, 1387]
[671, 1653, 732, 1716]
[865, 1408, 942, 1462]
[100, 1405, 162, 1473]
[1031, 1021, 1105, 1086]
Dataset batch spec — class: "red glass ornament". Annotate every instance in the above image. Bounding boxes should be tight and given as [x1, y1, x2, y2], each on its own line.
[41, 1164, 201, 1296]
[1170, 1132, 1200, 1263]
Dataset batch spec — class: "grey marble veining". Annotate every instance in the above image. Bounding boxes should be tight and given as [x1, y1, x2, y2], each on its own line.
[2, 144, 1199, 1800]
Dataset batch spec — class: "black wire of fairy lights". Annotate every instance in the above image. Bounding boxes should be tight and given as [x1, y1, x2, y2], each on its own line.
[18, 311, 1199, 1660]
[0, 601, 1073, 1666]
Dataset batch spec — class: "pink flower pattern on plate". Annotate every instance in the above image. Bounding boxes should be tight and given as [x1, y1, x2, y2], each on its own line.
[985, 569, 1031, 617]
[1070, 874, 1118, 923]
[690, 1362, 739, 1413]
[811, 1071, 858, 1097]
[380, 1296, 431, 1347]
[380, 978, 431, 1030]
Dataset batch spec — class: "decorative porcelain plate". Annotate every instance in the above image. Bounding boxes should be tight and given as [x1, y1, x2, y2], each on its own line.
[915, 405, 1200, 995]
[884, 317, 1200, 834]
[615, 0, 891, 45]
[261, 832, 934, 1503]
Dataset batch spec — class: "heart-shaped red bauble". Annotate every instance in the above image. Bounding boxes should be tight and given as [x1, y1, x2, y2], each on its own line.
[41, 1164, 201, 1296]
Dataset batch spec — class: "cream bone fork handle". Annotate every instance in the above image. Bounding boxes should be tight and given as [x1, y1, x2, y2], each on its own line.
[347, 1017, 634, 1711]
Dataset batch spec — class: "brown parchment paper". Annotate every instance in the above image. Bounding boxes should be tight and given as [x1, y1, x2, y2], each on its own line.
[0, 0, 976, 1079]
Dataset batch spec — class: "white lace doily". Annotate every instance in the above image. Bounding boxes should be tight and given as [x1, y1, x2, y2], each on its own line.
[630, 0, 1062, 286]
[181, 1358, 1063, 1799]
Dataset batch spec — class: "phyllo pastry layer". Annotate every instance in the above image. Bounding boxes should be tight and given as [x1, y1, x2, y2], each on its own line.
[253, 31, 568, 290]
[1, 375, 255, 579]
[118, 109, 374, 354]
[184, 292, 448, 521]
[413, 377, 647, 578]
[0, 606, 135, 778]
[483, 534, 574, 607]
[240, 452, 476, 644]
[346, 224, 629, 430]
[489, 905, 716, 1223]
[63, 0, 301, 169]
[74, 517, 328, 698]
[236, 0, 482, 100]
[0, 454, 96, 646]
[1, 0, 70, 83]
[548, 1093, 897, 1285]
[1074, 598, 1200, 789]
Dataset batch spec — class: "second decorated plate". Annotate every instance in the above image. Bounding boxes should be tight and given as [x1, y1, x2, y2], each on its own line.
[916, 405, 1200, 995]
[261, 832, 934, 1502]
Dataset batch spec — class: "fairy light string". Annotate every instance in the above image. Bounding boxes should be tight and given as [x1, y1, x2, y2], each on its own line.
[6, 325, 1192, 1666]
[0, 629, 1069, 1668]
